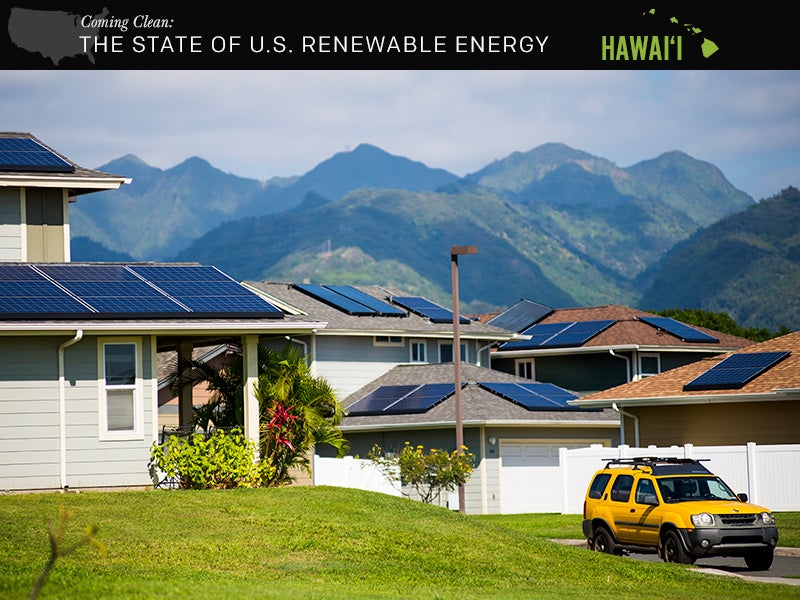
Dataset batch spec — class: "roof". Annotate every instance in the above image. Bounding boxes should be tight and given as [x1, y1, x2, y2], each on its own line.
[492, 304, 754, 354]
[339, 362, 618, 431]
[243, 282, 520, 341]
[0, 263, 326, 339]
[574, 330, 800, 407]
[0, 132, 130, 195]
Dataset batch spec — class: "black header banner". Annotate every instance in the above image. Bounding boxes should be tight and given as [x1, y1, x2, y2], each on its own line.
[1, 3, 795, 70]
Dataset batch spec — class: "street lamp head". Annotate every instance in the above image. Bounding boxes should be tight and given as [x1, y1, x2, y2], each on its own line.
[451, 245, 477, 256]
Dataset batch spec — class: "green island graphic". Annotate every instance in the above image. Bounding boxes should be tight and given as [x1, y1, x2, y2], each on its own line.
[645, 8, 719, 58]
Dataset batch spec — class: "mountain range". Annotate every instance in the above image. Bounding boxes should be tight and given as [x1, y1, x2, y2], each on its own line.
[69, 143, 798, 331]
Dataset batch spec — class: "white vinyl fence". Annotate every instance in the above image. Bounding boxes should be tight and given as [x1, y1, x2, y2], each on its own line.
[313, 442, 800, 514]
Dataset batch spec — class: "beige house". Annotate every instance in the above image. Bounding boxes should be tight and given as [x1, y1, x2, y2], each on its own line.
[572, 330, 799, 446]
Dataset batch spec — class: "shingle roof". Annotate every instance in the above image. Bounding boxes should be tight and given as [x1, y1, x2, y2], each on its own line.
[0, 132, 129, 194]
[575, 330, 800, 405]
[494, 304, 754, 352]
[340, 362, 618, 430]
[244, 282, 518, 340]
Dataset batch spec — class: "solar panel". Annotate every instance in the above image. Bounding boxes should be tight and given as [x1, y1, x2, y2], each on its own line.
[0, 263, 284, 319]
[0, 137, 75, 173]
[478, 381, 581, 410]
[498, 320, 615, 350]
[638, 316, 719, 343]
[345, 383, 457, 416]
[391, 296, 469, 324]
[486, 299, 553, 332]
[325, 285, 407, 316]
[683, 351, 790, 391]
[130, 265, 284, 317]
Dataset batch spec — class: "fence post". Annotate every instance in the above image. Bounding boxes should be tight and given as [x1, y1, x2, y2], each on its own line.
[559, 446, 569, 514]
[684, 443, 693, 459]
[618, 444, 630, 458]
[746, 441, 757, 503]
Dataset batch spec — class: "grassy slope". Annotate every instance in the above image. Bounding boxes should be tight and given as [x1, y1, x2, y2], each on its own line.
[1, 487, 797, 600]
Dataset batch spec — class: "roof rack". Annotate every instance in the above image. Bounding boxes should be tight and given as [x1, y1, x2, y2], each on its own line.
[602, 456, 711, 475]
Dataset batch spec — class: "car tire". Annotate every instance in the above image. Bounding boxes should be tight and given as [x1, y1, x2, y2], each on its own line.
[591, 527, 618, 555]
[662, 530, 695, 565]
[744, 549, 774, 571]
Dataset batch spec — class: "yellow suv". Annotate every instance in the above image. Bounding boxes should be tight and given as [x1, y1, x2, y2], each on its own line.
[582, 457, 778, 570]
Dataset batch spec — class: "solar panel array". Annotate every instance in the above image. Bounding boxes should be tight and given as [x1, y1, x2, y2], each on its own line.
[391, 296, 469, 324]
[0, 137, 75, 173]
[478, 381, 582, 410]
[0, 263, 284, 319]
[637, 316, 719, 343]
[346, 383, 457, 416]
[683, 351, 790, 391]
[498, 320, 615, 350]
[294, 283, 406, 316]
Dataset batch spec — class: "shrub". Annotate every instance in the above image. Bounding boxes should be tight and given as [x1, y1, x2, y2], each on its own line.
[149, 428, 272, 489]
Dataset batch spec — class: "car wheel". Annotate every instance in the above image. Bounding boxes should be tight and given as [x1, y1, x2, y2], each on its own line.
[662, 530, 695, 565]
[744, 549, 774, 571]
[591, 527, 618, 555]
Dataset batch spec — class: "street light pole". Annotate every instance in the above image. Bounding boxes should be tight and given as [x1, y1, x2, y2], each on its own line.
[451, 244, 476, 514]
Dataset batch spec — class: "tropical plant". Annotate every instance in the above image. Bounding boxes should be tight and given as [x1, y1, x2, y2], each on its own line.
[255, 345, 349, 486]
[368, 442, 476, 504]
[166, 342, 348, 486]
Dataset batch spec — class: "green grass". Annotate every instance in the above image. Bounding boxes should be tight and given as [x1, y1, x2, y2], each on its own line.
[1, 487, 797, 600]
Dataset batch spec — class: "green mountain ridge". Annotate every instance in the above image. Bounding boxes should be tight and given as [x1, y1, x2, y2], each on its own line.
[68, 142, 798, 329]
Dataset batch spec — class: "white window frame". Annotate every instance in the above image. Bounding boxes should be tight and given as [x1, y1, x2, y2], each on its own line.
[97, 337, 143, 440]
[638, 352, 661, 378]
[515, 359, 535, 380]
[439, 341, 468, 363]
[410, 339, 427, 363]
[373, 335, 404, 347]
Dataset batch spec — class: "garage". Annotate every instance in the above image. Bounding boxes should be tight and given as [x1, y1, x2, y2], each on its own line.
[499, 442, 580, 514]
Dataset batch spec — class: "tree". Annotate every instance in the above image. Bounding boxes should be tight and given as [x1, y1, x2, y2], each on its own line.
[368, 442, 476, 505]
[167, 342, 348, 486]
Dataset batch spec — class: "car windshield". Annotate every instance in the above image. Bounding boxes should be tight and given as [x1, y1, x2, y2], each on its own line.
[657, 476, 738, 503]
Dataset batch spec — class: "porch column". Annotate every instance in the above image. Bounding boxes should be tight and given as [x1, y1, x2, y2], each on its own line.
[243, 335, 260, 447]
[177, 341, 194, 427]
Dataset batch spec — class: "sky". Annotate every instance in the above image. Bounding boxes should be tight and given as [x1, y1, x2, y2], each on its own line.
[2, 69, 799, 202]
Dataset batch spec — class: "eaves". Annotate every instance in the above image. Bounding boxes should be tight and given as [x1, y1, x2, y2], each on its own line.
[572, 389, 800, 409]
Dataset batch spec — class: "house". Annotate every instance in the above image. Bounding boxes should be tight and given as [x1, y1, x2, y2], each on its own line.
[488, 301, 755, 393]
[240, 281, 522, 400]
[0, 133, 326, 492]
[571, 330, 800, 447]
[325, 362, 620, 514]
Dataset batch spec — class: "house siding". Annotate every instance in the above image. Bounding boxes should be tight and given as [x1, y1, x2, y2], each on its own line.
[0, 334, 157, 491]
[0, 188, 22, 261]
[630, 402, 800, 446]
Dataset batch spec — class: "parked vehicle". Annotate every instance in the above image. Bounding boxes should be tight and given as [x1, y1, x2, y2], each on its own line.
[582, 457, 779, 570]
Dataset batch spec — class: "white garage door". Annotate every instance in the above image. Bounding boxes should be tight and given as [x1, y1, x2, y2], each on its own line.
[499, 442, 578, 514]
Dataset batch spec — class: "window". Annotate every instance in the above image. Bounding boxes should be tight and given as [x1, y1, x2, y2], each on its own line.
[515, 359, 534, 379]
[639, 353, 661, 378]
[373, 335, 403, 346]
[99, 339, 142, 439]
[610, 474, 633, 502]
[588, 473, 611, 499]
[410, 340, 427, 362]
[439, 342, 467, 363]
[635, 479, 657, 504]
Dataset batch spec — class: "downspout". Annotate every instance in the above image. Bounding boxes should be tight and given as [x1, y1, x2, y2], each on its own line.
[58, 330, 83, 489]
[477, 342, 494, 367]
[612, 402, 640, 448]
[608, 349, 631, 382]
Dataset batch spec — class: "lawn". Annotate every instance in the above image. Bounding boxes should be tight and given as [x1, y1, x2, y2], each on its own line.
[1, 486, 797, 600]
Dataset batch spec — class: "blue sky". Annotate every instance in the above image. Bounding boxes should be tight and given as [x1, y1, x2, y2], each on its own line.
[2, 70, 798, 201]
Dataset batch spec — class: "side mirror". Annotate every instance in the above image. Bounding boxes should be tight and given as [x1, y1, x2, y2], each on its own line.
[737, 493, 748, 502]
[642, 493, 658, 506]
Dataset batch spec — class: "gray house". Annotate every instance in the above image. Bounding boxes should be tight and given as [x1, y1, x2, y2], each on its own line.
[0, 133, 325, 492]
[331, 362, 619, 514]
[242, 281, 521, 400]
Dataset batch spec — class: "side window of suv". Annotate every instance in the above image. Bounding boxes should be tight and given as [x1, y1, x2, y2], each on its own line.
[588, 473, 612, 499]
[635, 478, 657, 505]
[610, 474, 634, 502]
